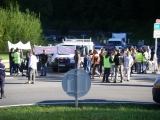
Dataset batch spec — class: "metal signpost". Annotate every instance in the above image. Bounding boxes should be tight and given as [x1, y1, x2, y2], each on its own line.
[62, 69, 91, 107]
[153, 19, 160, 73]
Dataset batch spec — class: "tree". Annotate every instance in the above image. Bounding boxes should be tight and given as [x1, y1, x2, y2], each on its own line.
[0, 4, 43, 51]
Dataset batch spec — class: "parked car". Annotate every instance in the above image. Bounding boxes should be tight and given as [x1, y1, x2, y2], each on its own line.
[152, 77, 160, 103]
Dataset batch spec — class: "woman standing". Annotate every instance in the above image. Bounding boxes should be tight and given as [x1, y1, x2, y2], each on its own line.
[92, 50, 100, 79]
[124, 51, 133, 81]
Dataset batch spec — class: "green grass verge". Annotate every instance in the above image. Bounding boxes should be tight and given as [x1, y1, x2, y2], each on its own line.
[0, 52, 9, 60]
[0, 104, 160, 120]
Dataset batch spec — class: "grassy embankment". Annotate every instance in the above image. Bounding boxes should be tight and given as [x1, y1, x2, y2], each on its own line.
[0, 104, 160, 120]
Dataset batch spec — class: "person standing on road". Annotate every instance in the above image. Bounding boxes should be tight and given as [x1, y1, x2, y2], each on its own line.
[130, 47, 136, 73]
[102, 51, 112, 82]
[110, 50, 116, 78]
[13, 48, 21, 76]
[25, 51, 38, 84]
[157, 45, 160, 70]
[9, 48, 15, 75]
[25, 50, 30, 77]
[91, 50, 100, 79]
[99, 48, 106, 77]
[124, 51, 133, 81]
[113, 49, 124, 83]
[0, 57, 6, 99]
[146, 46, 151, 70]
[74, 50, 81, 69]
[83, 52, 91, 78]
[135, 49, 143, 74]
[142, 47, 148, 74]
[40, 50, 48, 76]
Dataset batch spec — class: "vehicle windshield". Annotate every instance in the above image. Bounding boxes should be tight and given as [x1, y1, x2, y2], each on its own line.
[76, 45, 92, 57]
[108, 41, 122, 46]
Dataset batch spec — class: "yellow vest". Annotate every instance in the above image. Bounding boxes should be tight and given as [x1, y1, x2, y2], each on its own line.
[135, 52, 142, 62]
[14, 52, 21, 64]
[103, 56, 111, 68]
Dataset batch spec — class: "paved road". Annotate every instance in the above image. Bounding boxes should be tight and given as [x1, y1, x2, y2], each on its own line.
[0, 67, 159, 107]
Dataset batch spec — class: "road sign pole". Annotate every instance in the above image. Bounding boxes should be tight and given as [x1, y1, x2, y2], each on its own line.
[75, 69, 78, 107]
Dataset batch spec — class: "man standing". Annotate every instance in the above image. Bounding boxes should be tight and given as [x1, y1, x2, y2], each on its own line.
[13, 48, 21, 76]
[0, 57, 6, 99]
[40, 50, 48, 76]
[9, 48, 15, 75]
[113, 49, 124, 83]
[103, 52, 112, 83]
[25, 51, 38, 84]
[142, 47, 148, 74]
[74, 50, 81, 69]
[135, 49, 143, 74]
[110, 50, 116, 78]
[83, 52, 91, 78]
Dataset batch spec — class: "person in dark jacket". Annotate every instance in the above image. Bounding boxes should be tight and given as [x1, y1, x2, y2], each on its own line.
[113, 49, 124, 83]
[99, 48, 106, 77]
[25, 50, 30, 77]
[40, 50, 48, 76]
[0, 57, 6, 99]
[74, 50, 81, 69]
[9, 48, 15, 75]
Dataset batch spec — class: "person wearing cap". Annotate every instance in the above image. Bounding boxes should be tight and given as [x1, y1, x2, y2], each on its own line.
[40, 50, 48, 76]
[25, 51, 38, 84]
[0, 57, 6, 99]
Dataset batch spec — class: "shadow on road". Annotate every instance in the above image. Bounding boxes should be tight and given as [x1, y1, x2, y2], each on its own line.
[36, 99, 157, 105]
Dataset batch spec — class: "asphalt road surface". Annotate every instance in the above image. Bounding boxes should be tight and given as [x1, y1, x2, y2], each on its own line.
[0, 67, 159, 107]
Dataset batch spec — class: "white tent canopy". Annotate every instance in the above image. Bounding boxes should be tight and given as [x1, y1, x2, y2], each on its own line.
[7, 41, 31, 51]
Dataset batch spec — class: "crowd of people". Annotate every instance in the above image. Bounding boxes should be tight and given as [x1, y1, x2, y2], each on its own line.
[0, 45, 160, 99]
[0, 48, 49, 99]
[80, 45, 160, 83]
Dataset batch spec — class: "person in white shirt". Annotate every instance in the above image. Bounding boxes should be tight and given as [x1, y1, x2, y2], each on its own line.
[123, 51, 133, 81]
[25, 51, 38, 84]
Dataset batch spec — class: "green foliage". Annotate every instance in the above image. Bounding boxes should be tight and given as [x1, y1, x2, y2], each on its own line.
[0, 104, 160, 120]
[0, 0, 159, 44]
[0, 3, 43, 51]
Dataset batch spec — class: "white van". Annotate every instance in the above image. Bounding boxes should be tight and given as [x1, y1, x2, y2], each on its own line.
[107, 38, 126, 50]
[51, 38, 94, 71]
